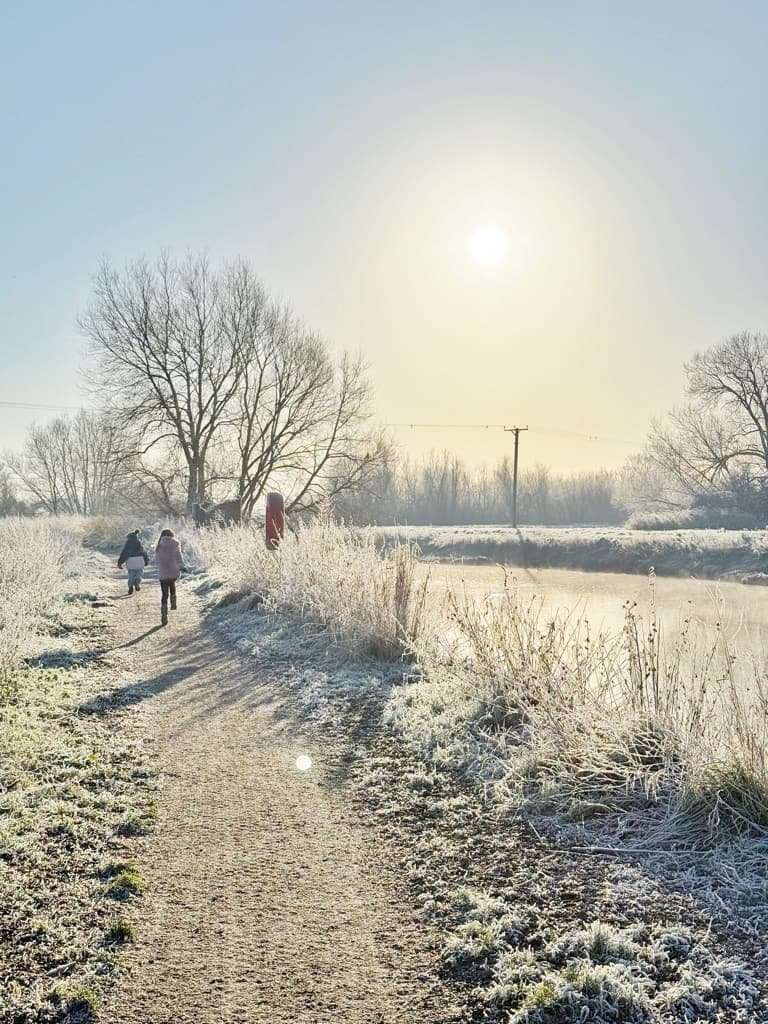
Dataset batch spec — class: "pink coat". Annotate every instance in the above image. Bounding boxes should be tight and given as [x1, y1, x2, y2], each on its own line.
[155, 536, 183, 580]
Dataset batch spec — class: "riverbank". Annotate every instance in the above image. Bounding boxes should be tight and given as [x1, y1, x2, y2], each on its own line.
[373, 524, 768, 580]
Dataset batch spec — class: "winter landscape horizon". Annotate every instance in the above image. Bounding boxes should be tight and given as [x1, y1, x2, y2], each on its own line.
[4, 4, 768, 1024]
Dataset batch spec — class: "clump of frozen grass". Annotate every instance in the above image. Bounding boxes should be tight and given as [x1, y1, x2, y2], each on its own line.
[0, 518, 81, 691]
[443, 896, 758, 1023]
[186, 519, 428, 659]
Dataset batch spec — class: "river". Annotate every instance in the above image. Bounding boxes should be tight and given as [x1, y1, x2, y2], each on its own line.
[419, 561, 768, 660]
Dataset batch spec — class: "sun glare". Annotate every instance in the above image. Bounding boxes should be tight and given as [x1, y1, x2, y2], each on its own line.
[295, 754, 312, 772]
[468, 225, 509, 265]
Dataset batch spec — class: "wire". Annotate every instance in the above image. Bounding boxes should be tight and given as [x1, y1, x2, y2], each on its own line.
[385, 422, 508, 429]
[0, 401, 639, 447]
[0, 400, 87, 412]
[385, 422, 639, 446]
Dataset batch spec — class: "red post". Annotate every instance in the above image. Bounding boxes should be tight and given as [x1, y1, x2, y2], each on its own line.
[265, 492, 285, 549]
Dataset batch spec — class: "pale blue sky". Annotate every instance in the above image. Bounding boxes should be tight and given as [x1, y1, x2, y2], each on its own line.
[2, 1, 767, 469]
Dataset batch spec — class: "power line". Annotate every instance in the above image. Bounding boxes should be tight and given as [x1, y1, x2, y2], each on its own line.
[385, 422, 508, 429]
[0, 400, 641, 447]
[385, 421, 639, 446]
[0, 400, 87, 412]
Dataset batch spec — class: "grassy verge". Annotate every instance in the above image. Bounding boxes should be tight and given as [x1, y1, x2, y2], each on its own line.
[1, 654, 153, 1023]
[373, 524, 768, 580]
[186, 519, 429, 659]
[385, 577, 768, 923]
[0, 524, 154, 1023]
[188, 521, 768, 907]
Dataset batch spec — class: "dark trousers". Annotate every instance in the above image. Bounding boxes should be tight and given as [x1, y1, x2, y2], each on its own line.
[160, 579, 177, 607]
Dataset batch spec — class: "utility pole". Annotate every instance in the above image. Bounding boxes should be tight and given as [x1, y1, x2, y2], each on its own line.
[503, 426, 528, 527]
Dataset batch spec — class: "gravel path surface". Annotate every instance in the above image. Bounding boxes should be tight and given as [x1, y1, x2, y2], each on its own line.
[101, 569, 454, 1024]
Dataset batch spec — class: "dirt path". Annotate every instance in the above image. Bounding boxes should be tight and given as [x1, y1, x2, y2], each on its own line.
[100, 568, 453, 1024]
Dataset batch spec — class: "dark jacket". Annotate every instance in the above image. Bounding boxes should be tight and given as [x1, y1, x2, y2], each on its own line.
[118, 534, 149, 568]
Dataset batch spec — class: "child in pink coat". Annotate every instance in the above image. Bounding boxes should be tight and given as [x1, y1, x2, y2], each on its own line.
[155, 529, 184, 625]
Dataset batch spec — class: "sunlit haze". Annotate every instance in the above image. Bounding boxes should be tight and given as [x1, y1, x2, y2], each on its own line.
[468, 226, 510, 266]
[2, 3, 768, 473]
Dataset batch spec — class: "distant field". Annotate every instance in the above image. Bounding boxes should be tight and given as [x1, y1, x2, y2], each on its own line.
[373, 524, 768, 580]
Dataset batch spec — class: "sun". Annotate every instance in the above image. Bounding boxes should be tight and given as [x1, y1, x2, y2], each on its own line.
[467, 225, 509, 266]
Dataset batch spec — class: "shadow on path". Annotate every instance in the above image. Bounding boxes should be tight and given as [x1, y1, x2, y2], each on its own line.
[79, 663, 202, 716]
[116, 625, 165, 649]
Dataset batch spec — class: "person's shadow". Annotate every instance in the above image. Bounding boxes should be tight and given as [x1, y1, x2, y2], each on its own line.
[115, 625, 165, 649]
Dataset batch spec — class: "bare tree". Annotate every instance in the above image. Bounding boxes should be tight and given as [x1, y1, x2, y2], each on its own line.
[230, 306, 383, 516]
[687, 331, 768, 472]
[81, 253, 383, 519]
[81, 254, 247, 514]
[9, 411, 135, 514]
[0, 469, 27, 516]
[518, 463, 551, 522]
[647, 332, 768, 508]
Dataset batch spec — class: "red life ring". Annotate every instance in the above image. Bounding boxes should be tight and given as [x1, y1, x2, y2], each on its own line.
[265, 492, 285, 549]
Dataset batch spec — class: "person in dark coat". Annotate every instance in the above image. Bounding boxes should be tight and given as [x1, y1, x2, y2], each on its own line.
[117, 529, 149, 595]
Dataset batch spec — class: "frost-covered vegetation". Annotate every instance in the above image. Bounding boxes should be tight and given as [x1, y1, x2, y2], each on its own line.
[0, 518, 81, 689]
[388, 577, 768, 922]
[192, 519, 768, 928]
[1, 661, 150, 1021]
[374, 523, 768, 579]
[186, 519, 429, 660]
[191, 517, 768, 1018]
[0, 521, 153, 1022]
[443, 894, 758, 1023]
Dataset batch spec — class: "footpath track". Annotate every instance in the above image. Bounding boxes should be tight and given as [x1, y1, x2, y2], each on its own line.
[101, 570, 452, 1024]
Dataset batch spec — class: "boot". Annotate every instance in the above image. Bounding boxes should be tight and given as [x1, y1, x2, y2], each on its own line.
[128, 585, 134, 595]
[161, 602, 168, 626]
[170, 596, 177, 611]
[135, 581, 141, 592]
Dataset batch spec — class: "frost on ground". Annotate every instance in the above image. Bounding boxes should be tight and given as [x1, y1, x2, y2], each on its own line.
[0, 535, 155, 1024]
[443, 898, 758, 1023]
[200, 582, 767, 1022]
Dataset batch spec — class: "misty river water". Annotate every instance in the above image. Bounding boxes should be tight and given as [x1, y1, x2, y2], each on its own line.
[419, 561, 768, 667]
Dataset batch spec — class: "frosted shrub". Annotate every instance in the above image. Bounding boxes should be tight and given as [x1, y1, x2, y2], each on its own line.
[0, 519, 80, 690]
[188, 520, 427, 659]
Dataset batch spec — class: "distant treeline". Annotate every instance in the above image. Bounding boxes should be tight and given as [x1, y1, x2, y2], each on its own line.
[335, 452, 624, 526]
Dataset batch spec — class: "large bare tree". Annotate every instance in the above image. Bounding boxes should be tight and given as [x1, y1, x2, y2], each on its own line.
[81, 254, 247, 514]
[81, 253, 383, 519]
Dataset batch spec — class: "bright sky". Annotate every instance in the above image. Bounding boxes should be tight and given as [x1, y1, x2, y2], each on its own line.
[2, 1, 768, 472]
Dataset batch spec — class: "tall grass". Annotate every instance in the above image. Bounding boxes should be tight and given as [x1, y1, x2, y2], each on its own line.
[185, 519, 428, 660]
[386, 568, 768, 914]
[0, 518, 80, 691]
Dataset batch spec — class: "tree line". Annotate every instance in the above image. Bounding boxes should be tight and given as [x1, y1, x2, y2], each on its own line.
[3, 251, 768, 528]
